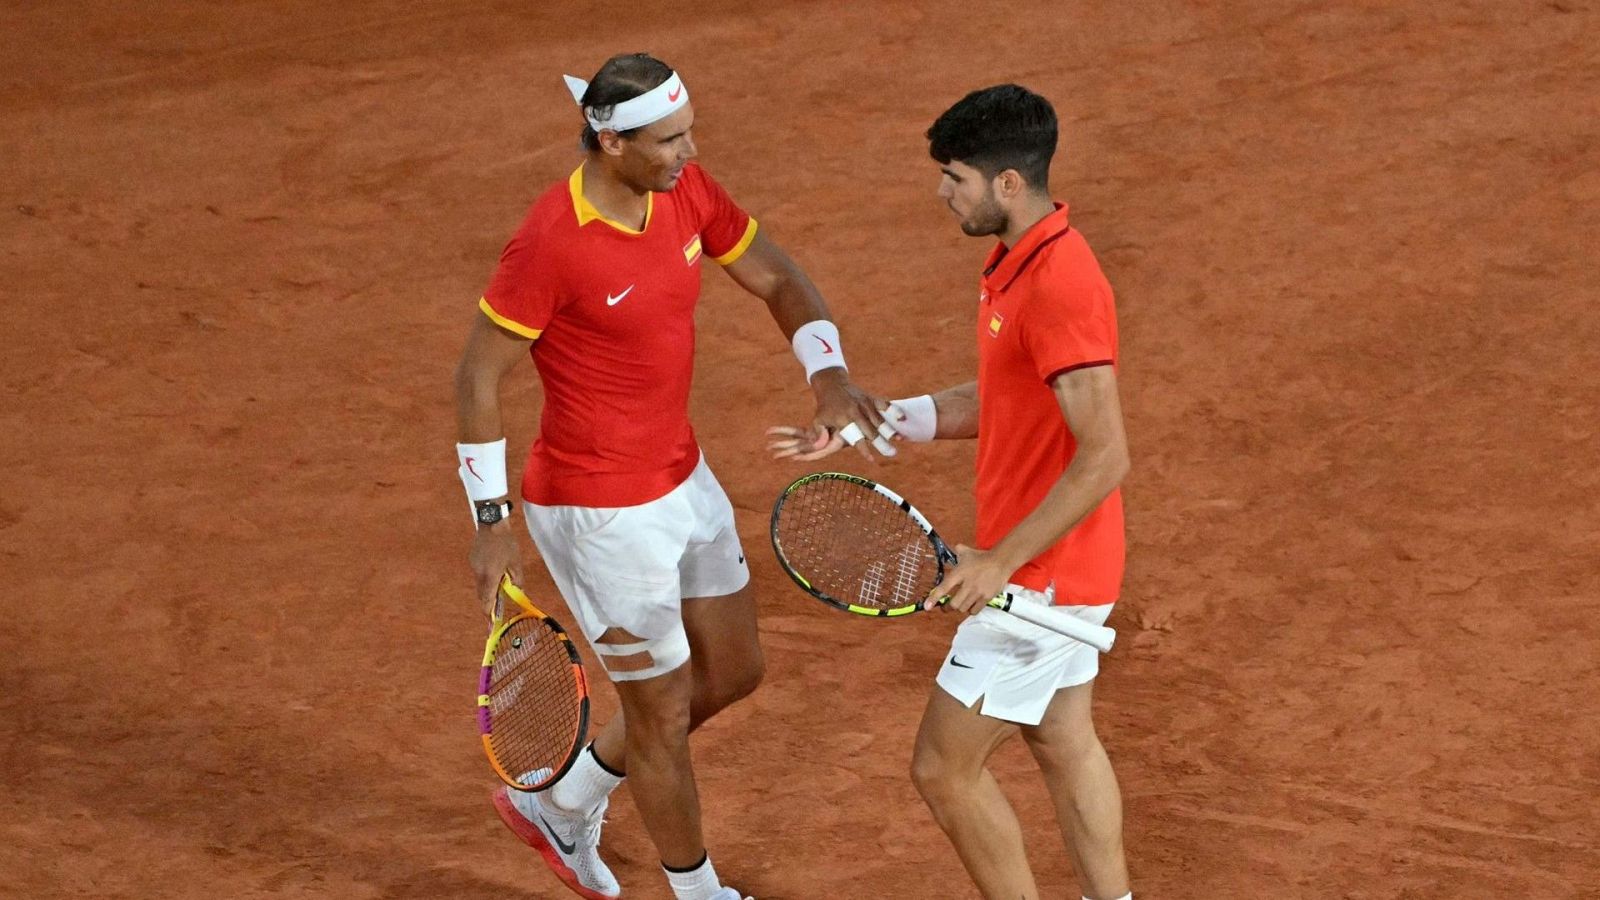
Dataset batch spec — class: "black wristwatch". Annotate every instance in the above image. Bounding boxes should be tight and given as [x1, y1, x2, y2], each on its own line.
[474, 499, 512, 528]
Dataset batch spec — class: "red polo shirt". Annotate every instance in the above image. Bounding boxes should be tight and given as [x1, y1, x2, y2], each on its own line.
[975, 203, 1124, 604]
[479, 162, 758, 507]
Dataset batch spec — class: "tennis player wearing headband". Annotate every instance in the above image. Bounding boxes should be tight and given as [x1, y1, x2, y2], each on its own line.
[769, 85, 1133, 900]
[453, 53, 888, 900]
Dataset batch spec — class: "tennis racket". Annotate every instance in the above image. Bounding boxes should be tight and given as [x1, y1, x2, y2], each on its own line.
[477, 575, 590, 792]
[770, 472, 1117, 653]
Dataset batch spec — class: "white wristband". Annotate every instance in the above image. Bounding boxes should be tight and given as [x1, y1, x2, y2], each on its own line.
[457, 439, 509, 501]
[885, 395, 937, 442]
[791, 320, 847, 382]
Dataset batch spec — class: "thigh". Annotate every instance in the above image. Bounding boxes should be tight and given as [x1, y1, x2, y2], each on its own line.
[525, 496, 695, 681]
[916, 683, 1019, 772]
[1020, 678, 1097, 755]
[681, 583, 761, 674]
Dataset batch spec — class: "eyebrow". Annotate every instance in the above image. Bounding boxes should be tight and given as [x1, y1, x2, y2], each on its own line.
[940, 166, 962, 180]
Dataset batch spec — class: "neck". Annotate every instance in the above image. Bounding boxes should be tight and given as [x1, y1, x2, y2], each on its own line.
[999, 193, 1058, 247]
[583, 157, 650, 227]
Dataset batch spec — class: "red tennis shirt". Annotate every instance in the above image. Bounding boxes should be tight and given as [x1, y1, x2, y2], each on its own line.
[975, 203, 1124, 604]
[479, 162, 758, 507]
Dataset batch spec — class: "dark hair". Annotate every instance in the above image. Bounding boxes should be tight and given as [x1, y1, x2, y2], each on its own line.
[579, 53, 674, 151]
[926, 84, 1057, 190]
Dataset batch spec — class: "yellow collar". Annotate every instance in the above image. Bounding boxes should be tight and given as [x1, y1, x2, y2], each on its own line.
[569, 164, 652, 235]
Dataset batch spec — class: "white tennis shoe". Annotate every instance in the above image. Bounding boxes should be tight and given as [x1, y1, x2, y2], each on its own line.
[491, 769, 620, 900]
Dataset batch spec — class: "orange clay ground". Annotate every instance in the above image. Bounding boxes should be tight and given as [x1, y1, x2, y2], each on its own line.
[3, 2, 1597, 897]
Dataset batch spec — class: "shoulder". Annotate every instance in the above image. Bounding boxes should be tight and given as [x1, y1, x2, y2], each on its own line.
[1038, 230, 1112, 298]
[1016, 230, 1114, 326]
[523, 177, 580, 235]
[501, 178, 578, 253]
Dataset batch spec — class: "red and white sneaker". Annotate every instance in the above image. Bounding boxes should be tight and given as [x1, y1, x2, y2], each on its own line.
[492, 774, 621, 900]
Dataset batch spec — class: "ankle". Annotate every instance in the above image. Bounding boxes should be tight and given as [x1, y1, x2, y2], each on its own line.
[663, 851, 721, 900]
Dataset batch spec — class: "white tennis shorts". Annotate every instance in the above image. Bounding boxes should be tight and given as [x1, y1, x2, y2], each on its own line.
[935, 583, 1114, 726]
[522, 455, 750, 681]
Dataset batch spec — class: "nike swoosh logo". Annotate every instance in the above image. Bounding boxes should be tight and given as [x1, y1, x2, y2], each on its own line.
[538, 813, 578, 855]
[606, 285, 635, 306]
[814, 335, 834, 354]
[464, 457, 483, 482]
[668, 86, 682, 102]
[948, 657, 973, 669]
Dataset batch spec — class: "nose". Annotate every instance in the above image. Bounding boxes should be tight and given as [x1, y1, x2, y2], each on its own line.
[937, 180, 953, 200]
[681, 133, 698, 161]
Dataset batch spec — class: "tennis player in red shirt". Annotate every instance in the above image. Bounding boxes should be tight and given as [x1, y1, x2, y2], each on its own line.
[454, 54, 888, 900]
[771, 84, 1133, 900]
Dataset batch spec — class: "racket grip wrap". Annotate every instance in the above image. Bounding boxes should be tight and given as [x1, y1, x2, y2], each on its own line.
[998, 598, 1117, 653]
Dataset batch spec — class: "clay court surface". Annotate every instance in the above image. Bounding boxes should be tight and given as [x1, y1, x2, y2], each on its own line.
[4, 2, 1598, 897]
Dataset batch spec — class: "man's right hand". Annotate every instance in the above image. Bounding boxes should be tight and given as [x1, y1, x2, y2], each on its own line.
[469, 521, 522, 621]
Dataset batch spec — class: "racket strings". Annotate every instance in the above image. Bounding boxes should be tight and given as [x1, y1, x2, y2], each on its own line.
[776, 479, 941, 610]
[485, 617, 582, 782]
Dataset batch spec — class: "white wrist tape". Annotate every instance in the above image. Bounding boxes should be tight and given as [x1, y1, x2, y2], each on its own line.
[792, 320, 847, 382]
[885, 395, 938, 442]
[457, 439, 509, 502]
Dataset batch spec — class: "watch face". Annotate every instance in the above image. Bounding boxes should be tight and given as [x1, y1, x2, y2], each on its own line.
[477, 503, 502, 524]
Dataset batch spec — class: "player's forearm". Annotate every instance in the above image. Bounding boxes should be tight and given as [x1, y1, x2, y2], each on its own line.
[760, 264, 834, 340]
[991, 441, 1129, 574]
[930, 381, 979, 440]
[454, 360, 507, 448]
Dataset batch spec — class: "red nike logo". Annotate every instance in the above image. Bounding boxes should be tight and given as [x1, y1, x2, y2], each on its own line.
[465, 457, 483, 482]
[668, 86, 682, 102]
[814, 335, 834, 354]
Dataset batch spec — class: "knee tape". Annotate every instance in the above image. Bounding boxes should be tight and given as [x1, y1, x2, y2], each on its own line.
[592, 627, 691, 682]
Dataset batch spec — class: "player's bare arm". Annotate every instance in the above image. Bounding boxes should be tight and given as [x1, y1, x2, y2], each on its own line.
[454, 313, 534, 617]
[932, 365, 1129, 615]
[725, 231, 891, 460]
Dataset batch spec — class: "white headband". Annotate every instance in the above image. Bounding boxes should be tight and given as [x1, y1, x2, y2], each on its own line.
[562, 71, 688, 133]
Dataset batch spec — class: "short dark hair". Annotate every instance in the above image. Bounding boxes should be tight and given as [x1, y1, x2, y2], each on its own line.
[926, 84, 1057, 189]
[579, 53, 674, 151]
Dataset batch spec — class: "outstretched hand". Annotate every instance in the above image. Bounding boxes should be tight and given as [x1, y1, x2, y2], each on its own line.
[765, 424, 845, 461]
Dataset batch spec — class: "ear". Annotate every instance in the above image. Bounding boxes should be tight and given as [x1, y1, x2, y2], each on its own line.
[995, 169, 1025, 200]
[596, 129, 628, 157]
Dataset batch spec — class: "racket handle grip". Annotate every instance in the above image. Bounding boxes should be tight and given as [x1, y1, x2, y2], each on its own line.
[993, 596, 1117, 653]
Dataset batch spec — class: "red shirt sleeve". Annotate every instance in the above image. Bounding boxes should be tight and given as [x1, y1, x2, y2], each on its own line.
[1018, 270, 1116, 382]
[682, 165, 757, 264]
[480, 224, 563, 339]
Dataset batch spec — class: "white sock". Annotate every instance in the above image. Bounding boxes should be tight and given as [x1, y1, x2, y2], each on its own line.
[1085, 894, 1132, 900]
[663, 853, 720, 900]
[550, 743, 624, 813]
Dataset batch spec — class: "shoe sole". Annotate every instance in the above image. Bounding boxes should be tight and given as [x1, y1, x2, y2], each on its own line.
[491, 789, 620, 900]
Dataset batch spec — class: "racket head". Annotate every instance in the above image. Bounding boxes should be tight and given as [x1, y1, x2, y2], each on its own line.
[478, 580, 590, 792]
[770, 472, 949, 617]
